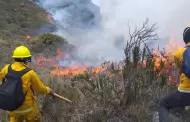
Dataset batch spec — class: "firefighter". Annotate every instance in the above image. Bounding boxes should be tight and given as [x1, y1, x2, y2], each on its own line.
[157, 27, 190, 122]
[0, 46, 54, 122]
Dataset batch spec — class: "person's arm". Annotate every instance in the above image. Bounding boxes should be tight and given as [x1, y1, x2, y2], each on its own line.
[173, 53, 182, 75]
[30, 70, 53, 95]
[172, 51, 182, 85]
[0, 64, 9, 83]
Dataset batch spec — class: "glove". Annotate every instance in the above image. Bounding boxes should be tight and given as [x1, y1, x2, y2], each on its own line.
[49, 90, 55, 97]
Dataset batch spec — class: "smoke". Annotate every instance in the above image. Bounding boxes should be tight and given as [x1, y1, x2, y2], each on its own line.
[33, 0, 190, 66]
[99, 0, 190, 46]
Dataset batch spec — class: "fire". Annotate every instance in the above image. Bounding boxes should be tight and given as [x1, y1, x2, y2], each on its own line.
[26, 35, 31, 39]
[91, 66, 105, 75]
[35, 48, 105, 77]
[152, 49, 166, 71]
[47, 14, 53, 24]
[35, 56, 57, 67]
[34, 38, 183, 81]
[50, 65, 105, 77]
[165, 39, 184, 54]
[56, 48, 63, 60]
[51, 65, 87, 77]
[151, 39, 183, 84]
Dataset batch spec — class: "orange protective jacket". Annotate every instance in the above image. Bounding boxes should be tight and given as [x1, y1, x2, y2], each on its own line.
[0, 62, 51, 114]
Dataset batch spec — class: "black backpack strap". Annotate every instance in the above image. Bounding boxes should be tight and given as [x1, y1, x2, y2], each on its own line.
[19, 67, 31, 76]
[8, 64, 31, 78]
[7, 65, 31, 96]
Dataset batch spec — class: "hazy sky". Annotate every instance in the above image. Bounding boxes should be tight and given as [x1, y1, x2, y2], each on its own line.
[90, 0, 190, 52]
[99, 0, 189, 40]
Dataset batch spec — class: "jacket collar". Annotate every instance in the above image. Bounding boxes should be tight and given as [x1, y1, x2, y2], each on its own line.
[13, 62, 29, 68]
[186, 42, 190, 46]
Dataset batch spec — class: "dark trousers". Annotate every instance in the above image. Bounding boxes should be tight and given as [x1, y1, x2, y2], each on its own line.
[158, 90, 190, 122]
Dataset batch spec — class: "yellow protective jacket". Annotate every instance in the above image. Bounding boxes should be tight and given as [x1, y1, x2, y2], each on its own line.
[0, 62, 51, 114]
[173, 42, 190, 91]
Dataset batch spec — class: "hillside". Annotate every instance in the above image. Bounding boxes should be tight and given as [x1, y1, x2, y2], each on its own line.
[0, 0, 59, 64]
[0, 0, 53, 40]
[0, 1, 189, 122]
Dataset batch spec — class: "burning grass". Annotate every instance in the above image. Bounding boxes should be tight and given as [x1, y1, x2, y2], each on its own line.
[0, 19, 187, 122]
[35, 19, 186, 121]
[34, 19, 182, 122]
[36, 60, 170, 122]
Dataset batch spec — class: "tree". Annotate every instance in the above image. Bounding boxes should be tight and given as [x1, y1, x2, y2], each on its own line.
[122, 18, 159, 106]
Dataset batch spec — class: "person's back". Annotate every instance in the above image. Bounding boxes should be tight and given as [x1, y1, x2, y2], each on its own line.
[173, 44, 190, 92]
[0, 46, 54, 122]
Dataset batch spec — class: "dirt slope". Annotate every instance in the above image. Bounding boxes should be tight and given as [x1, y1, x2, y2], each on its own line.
[0, 0, 50, 40]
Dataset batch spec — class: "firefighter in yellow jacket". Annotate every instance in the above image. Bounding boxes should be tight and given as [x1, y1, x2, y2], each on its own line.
[157, 27, 190, 122]
[0, 46, 54, 122]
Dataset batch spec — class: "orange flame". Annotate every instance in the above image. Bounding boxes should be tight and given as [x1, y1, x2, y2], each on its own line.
[35, 56, 57, 67]
[47, 15, 53, 24]
[35, 48, 105, 77]
[56, 48, 63, 60]
[51, 65, 87, 77]
[26, 35, 31, 39]
[50, 64, 105, 77]
[151, 39, 183, 84]
[34, 38, 183, 80]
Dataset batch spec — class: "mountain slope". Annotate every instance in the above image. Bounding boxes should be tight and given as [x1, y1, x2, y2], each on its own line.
[0, 0, 50, 40]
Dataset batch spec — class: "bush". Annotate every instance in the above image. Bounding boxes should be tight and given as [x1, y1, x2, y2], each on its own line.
[30, 33, 68, 53]
[30, 33, 65, 45]
[37, 33, 64, 45]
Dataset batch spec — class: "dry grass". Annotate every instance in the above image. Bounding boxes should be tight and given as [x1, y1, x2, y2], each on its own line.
[0, 8, 187, 121]
[0, 0, 50, 40]
[33, 67, 169, 122]
[0, 50, 183, 122]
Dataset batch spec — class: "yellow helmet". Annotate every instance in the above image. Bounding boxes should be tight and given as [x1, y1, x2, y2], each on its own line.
[12, 46, 32, 58]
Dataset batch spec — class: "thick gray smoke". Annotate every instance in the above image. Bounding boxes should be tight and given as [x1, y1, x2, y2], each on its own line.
[33, 0, 190, 66]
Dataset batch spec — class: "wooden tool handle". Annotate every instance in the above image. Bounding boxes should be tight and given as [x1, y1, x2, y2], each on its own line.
[53, 93, 72, 103]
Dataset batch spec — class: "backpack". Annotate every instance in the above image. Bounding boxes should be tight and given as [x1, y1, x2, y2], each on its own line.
[0, 64, 31, 111]
[182, 46, 190, 79]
